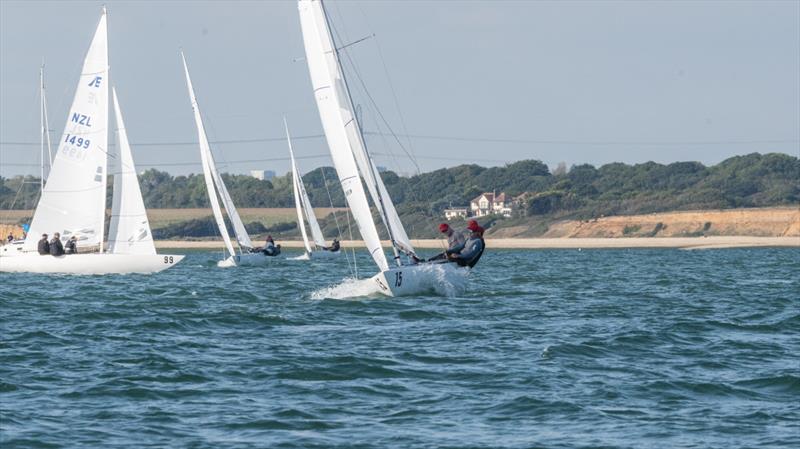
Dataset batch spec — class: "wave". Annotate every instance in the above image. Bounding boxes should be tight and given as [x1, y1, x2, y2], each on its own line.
[310, 276, 383, 300]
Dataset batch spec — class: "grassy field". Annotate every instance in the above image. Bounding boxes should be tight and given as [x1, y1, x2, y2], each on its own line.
[0, 208, 348, 228]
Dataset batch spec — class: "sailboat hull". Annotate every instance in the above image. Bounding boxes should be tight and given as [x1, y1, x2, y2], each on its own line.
[217, 252, 278, 268]
[371, 263, 469, 297]
[0, 253, 184, 274]
[309, 249, 342, 259]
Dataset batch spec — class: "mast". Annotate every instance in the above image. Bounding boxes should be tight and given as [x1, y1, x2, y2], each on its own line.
[39, 65, 44, 192]
[97, 6, 108, 252]
[318, 0, 402, 266]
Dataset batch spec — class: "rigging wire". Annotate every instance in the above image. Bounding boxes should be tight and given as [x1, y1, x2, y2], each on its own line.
[356, 2, 418, 174]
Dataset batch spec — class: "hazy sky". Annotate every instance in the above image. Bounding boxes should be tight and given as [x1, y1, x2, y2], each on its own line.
[1, 0, 798, 178]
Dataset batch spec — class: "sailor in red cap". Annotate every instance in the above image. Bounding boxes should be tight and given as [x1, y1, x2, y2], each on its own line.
[426, 222, 467, 262]
[448, 220, 485, 267]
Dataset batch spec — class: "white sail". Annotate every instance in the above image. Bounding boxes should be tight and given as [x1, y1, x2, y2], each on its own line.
[24, 10, 109, 252]
[286, 120, 312, 253]
[207, 148, 254, 250]
[298, 166, 327, 248]
[298, 0, 389, 271]
[285, 119, 326, 249]
[289, 144, 312, 253]
[181, 52, 236, 258]
[107, 88, 155, 255]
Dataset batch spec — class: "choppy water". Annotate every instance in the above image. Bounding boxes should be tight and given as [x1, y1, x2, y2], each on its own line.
[1, 248, 798, 448]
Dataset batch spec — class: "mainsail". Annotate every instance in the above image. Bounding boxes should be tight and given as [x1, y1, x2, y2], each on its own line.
[25, 10, 109, 252]
[298, 0, 389, 271]
[106, 88, 155, 255]
[298, 0, 418, 269]
[181, 52, 236, 258]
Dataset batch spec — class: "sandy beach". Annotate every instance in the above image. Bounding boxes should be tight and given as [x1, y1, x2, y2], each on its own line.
[154, 236, 799, 250]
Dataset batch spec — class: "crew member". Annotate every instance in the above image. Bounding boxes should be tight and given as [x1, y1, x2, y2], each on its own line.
[448, 220, 485, 268]
[263, 235, 281, 256]
[38, 233, 50, 255]
[323, 238, 340, 252]
[65, 236, 78, 254]
[49, 232, 65, 256]
[427, 223, 466, 262]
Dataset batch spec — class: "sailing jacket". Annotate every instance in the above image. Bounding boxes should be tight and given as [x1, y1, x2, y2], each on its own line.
[49, 238, 65, 256]
[455, 236, 484, 265]
[38, 238, 50, 255]
[446, 231, 467, 254]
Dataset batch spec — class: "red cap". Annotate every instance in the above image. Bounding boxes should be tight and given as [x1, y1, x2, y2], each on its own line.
[439, 223, 449, 232]
[467, 220, 481, 232]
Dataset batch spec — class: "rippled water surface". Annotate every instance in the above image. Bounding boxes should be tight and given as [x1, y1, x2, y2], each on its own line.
[1, 248, 798, 448]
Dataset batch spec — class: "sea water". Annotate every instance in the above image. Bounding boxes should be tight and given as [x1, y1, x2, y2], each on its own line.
[1, 248, 798, 448]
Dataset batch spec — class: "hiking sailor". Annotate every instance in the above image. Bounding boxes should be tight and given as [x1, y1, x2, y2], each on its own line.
[49, 232, 65, 256]
[428, 223, 466, 262]
[448, 220, 485, 268]
[38, 233, 50, 255]
[262, 235, 281, 256]
[65, 236, 78, 254]
[323, 238, 340, 252]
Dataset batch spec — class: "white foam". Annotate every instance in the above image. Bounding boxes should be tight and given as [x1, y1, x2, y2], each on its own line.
[288, 253, 310, 261]
[429, 263, 470, 297]
[310, 276, 383, 300]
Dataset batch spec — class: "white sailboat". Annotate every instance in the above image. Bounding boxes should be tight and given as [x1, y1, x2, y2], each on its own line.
[298, 0, 468, 296]
[180, 52, 274, 268]
[285, 119, 341, 259]
[0, 9, 184, 274]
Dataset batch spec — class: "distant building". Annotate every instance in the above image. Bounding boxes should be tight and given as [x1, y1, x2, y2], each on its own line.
[250, 170, 275, 181]
[470, 191, 514, 218]
[443, 207, 468, 220]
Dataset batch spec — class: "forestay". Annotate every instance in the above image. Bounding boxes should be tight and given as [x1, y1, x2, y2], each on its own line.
[107, 88, 155, 255]
[298, 0, 389, 271]
[24, 11, 109, 252]
[181, 52, 236, 258]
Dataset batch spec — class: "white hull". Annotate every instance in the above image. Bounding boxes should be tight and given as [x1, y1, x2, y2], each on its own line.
[371, 262, 469, 297]
[0, 253, 184, 274]
[217, 252, 278, 267]
[309, 249, 342, 259]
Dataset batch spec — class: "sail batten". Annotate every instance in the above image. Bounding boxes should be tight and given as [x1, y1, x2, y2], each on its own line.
[24, 11, 109, 252]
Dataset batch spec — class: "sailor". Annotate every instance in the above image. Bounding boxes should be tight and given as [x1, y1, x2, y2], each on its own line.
[323, 238, 340, 252]
[427, 223, 466, 262]
[65, 236, 78, 254]
[263, 235, 281, 256]
[38, 233, 50, 255]
[49, 232, 65, 256]
[6, 233, 13, 243]
[448, 220, 485, 268]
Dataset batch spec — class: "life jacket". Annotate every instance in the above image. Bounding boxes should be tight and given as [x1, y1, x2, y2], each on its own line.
[465, 237, 485, 268]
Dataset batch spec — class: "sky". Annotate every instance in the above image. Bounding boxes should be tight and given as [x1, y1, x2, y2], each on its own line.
[1, 0, 798, 178]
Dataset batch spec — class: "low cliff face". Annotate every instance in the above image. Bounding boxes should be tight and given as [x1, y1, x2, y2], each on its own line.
[487, 207, 800, 238]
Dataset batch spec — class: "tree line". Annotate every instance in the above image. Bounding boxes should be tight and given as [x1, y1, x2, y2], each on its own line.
[2, 153, 797, 225]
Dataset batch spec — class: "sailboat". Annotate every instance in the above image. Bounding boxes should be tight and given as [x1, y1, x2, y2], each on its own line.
[0, 9, 184, 274]
[285, 119, 341, 259]
[298, 0, 468, 296]
[181, 52, 274, 268]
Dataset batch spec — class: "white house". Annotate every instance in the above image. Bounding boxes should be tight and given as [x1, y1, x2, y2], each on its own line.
[443, 207, 468, 220]
[470, 192, 513, 217]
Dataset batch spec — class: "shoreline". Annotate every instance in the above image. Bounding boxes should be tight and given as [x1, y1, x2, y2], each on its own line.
[154, 236, 800, 250]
